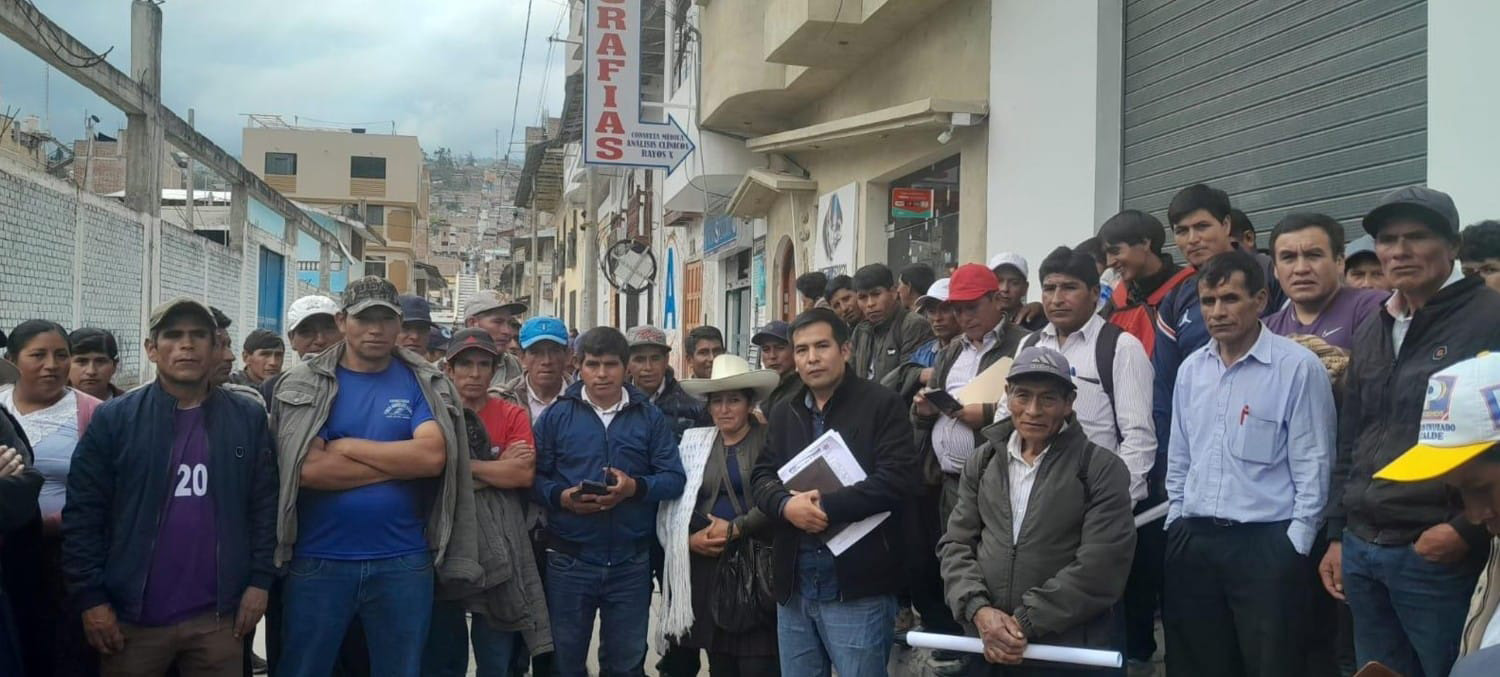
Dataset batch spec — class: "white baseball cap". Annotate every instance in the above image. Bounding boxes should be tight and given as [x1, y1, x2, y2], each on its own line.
[988, 252, 1029, 278]
[916, 277, 951, 309]
[1376, 352, 1500, 482]
[286, 295, 339, 336]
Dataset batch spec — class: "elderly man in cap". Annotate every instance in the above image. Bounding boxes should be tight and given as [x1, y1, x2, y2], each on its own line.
[626, 325, 709, 441]
[464, 290, 527, 389]
[270, 276, 479, 676]
[938, 346, 1135, 674]
[1372, 352, 1500, 671]
[62, 298, 278, 676]
[1323, 186, 1500, 677]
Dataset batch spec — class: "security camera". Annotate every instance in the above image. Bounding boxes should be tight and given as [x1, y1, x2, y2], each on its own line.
[936, 126, 954, 145]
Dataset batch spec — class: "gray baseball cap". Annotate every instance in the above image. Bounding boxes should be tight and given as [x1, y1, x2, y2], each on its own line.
[626, 325, 670, 352]
[342, 276, 402, 317]
[464, 289, 527, 320]
[1007, 346, 1075, 390]
[1362, 185, 1461, 239]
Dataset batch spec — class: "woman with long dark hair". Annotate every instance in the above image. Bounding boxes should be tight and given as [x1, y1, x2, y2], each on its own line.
[1, 320, 102, 676]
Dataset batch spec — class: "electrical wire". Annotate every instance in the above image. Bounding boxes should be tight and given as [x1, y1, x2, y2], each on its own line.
[18, 0, 114, 68]
[503, 0, 538, 164]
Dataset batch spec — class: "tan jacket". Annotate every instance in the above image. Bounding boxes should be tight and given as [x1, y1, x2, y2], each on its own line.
[269, 345, 482, 588]
[1463, 537, 1500, 655]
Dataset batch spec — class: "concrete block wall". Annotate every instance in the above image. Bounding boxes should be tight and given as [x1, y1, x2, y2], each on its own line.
[0, 155, 294, 386]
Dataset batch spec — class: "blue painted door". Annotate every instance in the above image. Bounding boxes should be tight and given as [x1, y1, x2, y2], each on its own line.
[258, 247, 285, 332]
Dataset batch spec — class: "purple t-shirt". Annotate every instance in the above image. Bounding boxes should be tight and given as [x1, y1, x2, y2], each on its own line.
[139, 406, 217, 626]
[1265, 286, 1389, 350]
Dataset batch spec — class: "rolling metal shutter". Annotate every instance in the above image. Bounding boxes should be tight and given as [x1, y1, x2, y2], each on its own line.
[1121, 0, 1427, 250]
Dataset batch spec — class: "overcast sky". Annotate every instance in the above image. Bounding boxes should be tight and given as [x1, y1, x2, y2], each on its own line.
[0, 0, 569, 161]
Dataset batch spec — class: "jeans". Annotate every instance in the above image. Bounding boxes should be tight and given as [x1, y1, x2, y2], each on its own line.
[423, 598, 519, 677]
[546, 549, 653, 677]
[1341, 530, 1482, 677]
[277, 552, 435, 677]
[776, 593, 896, 677]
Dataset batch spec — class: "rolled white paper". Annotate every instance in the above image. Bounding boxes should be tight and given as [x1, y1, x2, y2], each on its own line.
[1134, 502, 1169, 528]
[904, 631, 1124, 668]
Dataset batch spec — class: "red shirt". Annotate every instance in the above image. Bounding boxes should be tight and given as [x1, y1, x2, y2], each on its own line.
[476, 397, 535, 460]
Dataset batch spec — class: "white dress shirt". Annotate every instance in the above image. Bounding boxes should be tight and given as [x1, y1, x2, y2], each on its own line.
[582, 387, 629, 428]
[1000, 315, 1156, 504]
[1006, 430, 1050, 543]
[1388, 265, 1465, 354]
[933, 329, 1000, 474]
[526, 380, 561, 421]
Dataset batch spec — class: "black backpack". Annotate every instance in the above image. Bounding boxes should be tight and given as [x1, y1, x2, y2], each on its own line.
[1019, 322, 1124, 418]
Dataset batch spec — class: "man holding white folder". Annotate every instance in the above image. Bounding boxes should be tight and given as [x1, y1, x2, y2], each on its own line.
[751, 308, 922, 677]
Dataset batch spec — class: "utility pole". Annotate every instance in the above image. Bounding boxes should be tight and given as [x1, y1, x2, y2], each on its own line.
[530, 176, 540, 313]
[581, 165, 598, 330]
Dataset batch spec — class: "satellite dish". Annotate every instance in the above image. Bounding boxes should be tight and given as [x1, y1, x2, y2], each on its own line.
[603, 239, 656, 295]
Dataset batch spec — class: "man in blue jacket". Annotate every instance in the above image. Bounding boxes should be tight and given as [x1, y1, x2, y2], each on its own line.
[62, 298, 278, 676]
[532, 326, 686, 677]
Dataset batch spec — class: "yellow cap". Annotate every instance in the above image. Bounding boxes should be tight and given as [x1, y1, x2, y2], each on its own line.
[1374, 440, 1495, 482]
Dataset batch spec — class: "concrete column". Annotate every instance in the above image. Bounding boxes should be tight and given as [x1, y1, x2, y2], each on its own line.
[229, 182, 249, 250]
[987, 0, 1122, 285]
[1427, 0, 1500, 224]
[319, 241, 333, 292]
[125, 0, 162, 217]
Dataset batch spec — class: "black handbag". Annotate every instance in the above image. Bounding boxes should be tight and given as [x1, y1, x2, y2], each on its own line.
[708, 447, 776, 632]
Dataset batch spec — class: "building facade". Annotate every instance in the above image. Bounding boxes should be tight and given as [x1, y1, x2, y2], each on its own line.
[243, 119, 428, 294]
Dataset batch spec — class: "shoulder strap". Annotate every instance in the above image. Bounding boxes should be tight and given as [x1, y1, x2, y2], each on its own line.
[1076, 438, 1095, 502]
[1020, 330, 1042, 351]
[1095, 322, 1122, 411]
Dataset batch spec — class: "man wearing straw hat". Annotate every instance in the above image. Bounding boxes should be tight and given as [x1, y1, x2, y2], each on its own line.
[938, 346, 1135, 674]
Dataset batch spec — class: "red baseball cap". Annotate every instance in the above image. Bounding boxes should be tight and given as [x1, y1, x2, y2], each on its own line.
[946, 263, 1000, 303]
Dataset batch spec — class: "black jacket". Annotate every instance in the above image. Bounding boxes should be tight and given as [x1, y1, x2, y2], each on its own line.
[61, 383, 279, 621]
[751, 373, 921, 603]
[650, 368, 710, 441]
[1330, 275, 1500, 551]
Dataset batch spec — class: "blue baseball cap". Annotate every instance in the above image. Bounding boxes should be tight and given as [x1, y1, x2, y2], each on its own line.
[399, 295, 432, 325]
[520, 316, 569, 350]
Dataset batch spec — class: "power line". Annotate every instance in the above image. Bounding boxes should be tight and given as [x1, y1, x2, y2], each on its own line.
[503, 0, 537, 164]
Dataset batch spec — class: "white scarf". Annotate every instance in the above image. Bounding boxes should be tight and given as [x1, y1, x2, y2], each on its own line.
[651, 426, 717, 653]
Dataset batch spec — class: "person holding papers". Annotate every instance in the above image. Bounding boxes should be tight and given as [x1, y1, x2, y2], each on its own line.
[751, 308, 921, 677]
[938, 346, 1136, 675]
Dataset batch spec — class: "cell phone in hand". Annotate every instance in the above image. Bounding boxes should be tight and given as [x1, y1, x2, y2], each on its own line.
[924, 389, 964, 416]
[579, 480, 611, 496]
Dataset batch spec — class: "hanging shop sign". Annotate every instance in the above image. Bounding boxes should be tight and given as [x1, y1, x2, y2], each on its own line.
[891, 187, 935, 219]
[584, 0, 696, 172]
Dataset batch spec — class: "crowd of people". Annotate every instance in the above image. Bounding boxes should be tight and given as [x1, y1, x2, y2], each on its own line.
[1, 182, 1500, 677]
